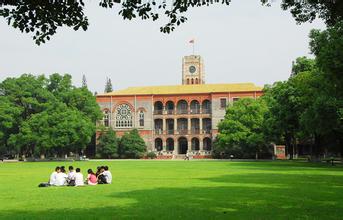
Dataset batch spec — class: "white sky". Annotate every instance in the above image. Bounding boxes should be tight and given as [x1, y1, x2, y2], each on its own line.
[0, 0, 325, 93]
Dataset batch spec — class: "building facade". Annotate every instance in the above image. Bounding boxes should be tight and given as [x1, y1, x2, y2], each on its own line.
[96, 55, 263, 158]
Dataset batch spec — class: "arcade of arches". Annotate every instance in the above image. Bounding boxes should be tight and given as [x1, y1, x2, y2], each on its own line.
[153, 99, 213, 155]
[154, 137, 212, 154]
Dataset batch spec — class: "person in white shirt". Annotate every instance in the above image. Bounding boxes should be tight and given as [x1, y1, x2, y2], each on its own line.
[49, 167, 60, 186]
[74, 168, 84, 186]
[103, 166, 112, 184]
[55, 169, 68, 186]
[67, 166, 76, 186]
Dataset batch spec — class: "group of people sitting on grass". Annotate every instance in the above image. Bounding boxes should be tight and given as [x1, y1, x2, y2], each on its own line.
[39, 165, 112, 187]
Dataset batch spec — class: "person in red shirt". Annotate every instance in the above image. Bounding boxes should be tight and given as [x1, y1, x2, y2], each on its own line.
[86, 169, 97, 185]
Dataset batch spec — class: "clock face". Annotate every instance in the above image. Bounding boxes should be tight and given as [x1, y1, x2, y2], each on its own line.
[189, 65, 196, 74]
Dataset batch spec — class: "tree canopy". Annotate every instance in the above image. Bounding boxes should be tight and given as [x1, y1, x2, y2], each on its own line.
[214, 98, 271, 159]
[0, 73, 102, 158]
[0, 0, 342, 45]
[215, 21, 343, 159]
[96, 127, 119, 159]
[119, 129, 146, 159]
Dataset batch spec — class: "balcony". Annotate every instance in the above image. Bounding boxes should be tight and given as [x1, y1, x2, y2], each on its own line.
[202, 109, 211, 114]
[191, 129, 200, 134]
[177, 109, 188, 114]
[166, 109, 174, 115]
[154, 110, 163, 115]
[190, 109, 200, 114]
[178, 129, 188, 135]
[203, 129, 211, 134]
[167, 130, 174, 135]
[155, 129, 163, 135]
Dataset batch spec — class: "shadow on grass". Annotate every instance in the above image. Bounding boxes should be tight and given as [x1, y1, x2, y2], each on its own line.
[1, 171, 343, 220]
[216, 160, 343, 171]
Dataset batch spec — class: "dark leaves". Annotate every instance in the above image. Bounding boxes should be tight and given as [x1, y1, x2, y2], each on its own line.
[0, 0, 89, 45]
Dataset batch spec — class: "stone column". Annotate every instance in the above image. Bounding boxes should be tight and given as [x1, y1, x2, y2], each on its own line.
[163, 140, 166, 152]
[199, 139, 204, 154]
[174, 138, 178, 155]
[187, 118, 191, 134]
[199, 118, 203, 134]
[162, 118, 166, 135]
[174, 118, 178, 134]
[188, 140, 192, 152]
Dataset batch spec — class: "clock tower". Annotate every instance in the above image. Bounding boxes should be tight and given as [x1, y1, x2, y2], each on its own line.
[182, 55, 205, 85]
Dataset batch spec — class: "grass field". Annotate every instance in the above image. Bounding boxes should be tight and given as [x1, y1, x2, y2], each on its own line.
[0, 160, 343, 219]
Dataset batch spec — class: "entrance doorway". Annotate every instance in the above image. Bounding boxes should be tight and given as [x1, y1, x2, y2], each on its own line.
[178, 137, 188, 154]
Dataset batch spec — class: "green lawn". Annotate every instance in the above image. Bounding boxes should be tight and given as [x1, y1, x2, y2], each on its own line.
[0, 160, 343, 219]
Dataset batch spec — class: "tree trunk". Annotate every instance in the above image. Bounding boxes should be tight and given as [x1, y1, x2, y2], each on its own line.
[312, 133, 321, 162]
[285, 134, 293, 160]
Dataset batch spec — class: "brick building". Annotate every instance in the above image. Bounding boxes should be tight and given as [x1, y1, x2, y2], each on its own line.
[96, 55, 263, 158]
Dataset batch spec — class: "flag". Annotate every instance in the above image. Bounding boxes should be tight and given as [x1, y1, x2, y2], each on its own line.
[189, 39, 194, 44]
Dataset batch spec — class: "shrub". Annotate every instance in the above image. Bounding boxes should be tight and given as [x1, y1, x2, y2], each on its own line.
[97, 128, 119, 159]
[118, 129, 146, 159]
[146, 152, 157, 159]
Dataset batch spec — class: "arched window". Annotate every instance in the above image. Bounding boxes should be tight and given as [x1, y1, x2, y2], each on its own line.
[191, 138, 200, 151]
[103, 110, 109, 127]
[202, 100, 211, 114]
[139, 111, 144, 127]
[203, 138, 212, 151]
[155, 138, 163, 151]
[154, 101, 163, 115]
[166, 138, 174, 151]
[191, 78, 194, 84]
[177, 100, 188, 114]
[115, 104, 133, 128]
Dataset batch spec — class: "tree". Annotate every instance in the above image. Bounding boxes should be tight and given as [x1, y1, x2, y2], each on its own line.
[263, 81, 303, 159]
[104, 77, 113, 93]
[82, 74, 87, 88]
[289, 70, 332, 159]
[0, 96, 21, 155]
[118, 129, 146, 159]
[96, 128, 119, 159]
[46, 73, 73, 97]
[280, 0, 343, 27]
[309, 22, 343, 94]
[0, 73, 102, 158]
[264, 54, 342, 160]
[308, 22, 343, 157]
[214, 98, 271, 159]
[291, 57, 316, 77]
[14, 104, 95, 157]
[62, 87, 102, 122]
[1, 0, 342, 45]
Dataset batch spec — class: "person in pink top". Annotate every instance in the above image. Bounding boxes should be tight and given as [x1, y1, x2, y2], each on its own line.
[86, 169, 97, 185]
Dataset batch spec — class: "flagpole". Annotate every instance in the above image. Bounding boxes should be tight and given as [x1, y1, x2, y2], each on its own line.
[189, 39, 195, 55]
[192, 42, 194, 55]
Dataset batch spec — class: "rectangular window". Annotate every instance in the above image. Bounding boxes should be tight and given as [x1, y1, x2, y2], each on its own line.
[220, 98, 227, 108]
[233, 97, 240, 102]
